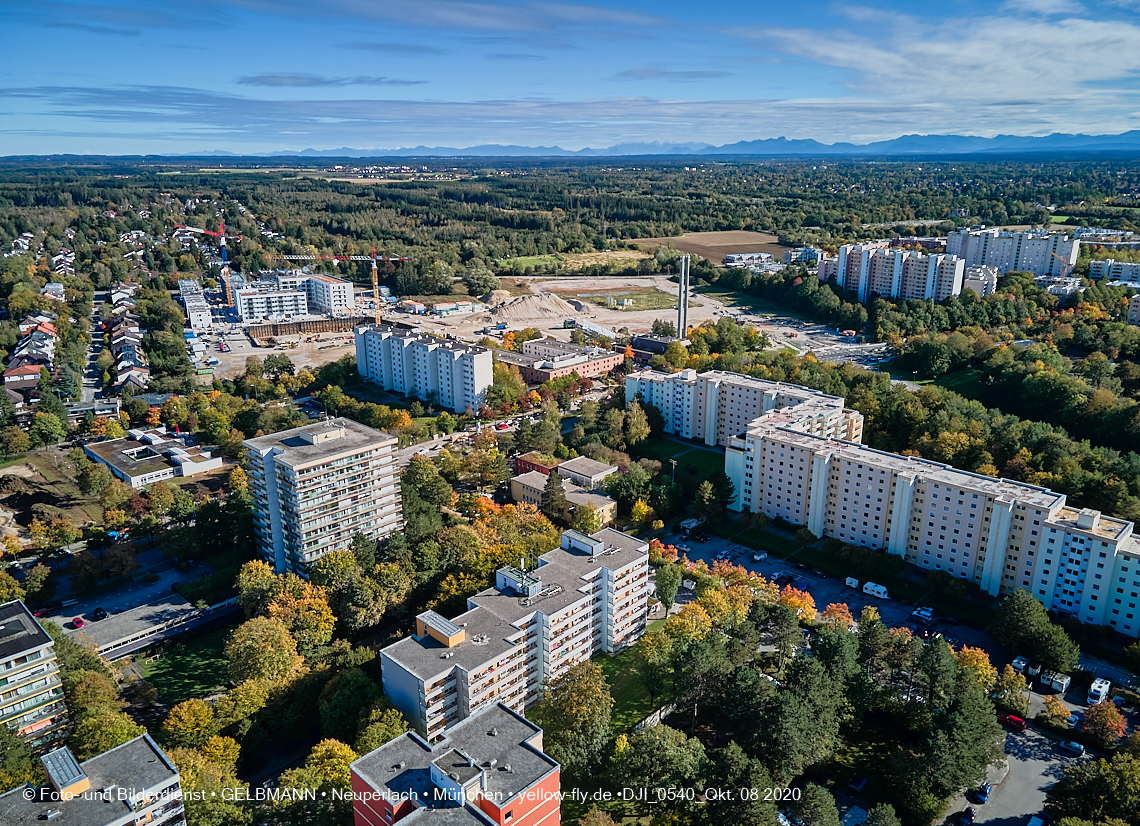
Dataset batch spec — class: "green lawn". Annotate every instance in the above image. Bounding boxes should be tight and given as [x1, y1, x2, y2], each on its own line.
[693, 287, 814, 320]
[633, 437, 726, 480]
[933, 366, 988, 398]
[569, 287, 679, 312]
[729, 526, 800, 557]
[141, 624, 234, 704]
[599, 646, 668, 735]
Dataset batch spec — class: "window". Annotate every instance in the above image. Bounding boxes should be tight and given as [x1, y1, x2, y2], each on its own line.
[505, 812, 514, 823]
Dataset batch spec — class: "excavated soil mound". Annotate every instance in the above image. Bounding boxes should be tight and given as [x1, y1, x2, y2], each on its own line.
[482, 290, 514, 305]
[490, 293, 579, 320]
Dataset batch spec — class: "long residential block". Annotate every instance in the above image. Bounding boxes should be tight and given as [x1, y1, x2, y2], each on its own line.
[627, 367, 1140, 635]
[356, 324, 493, 415]
[946, 227, 1079, 277]
[380, 529, 649, 742]
[244, 418, 402, 576]
[831, 242, 965, 302]
[625, 368, 863, 447]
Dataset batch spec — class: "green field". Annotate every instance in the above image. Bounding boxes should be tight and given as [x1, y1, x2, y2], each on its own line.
[599, 646, 669, 734]
[933, 366, 989, 398]
[497, 254, 561, 268]
[142, 624, 233, 704]
[693, 287, 813, 320]
[632, 437, 726, 480]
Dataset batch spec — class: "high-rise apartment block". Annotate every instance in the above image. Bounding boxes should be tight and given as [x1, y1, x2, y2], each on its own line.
[946, 227, 1079, 277]
[244, 418, 402, 576]
[271, 271, 355, 314]
[1129, 294, 1140, 326]
[356, 324, 493, 415]
[625, 369, 863, 447]
[1090, 259, 1140, 284]
[0, 735, 184, 826]
[380, 529, 649, 742]
[831, 242, 965, 302]
[0, 600, 67, 752]
[628, 368, 1140, 634]
[962, 265, 1000, 297]
[351, 703, 559, 826]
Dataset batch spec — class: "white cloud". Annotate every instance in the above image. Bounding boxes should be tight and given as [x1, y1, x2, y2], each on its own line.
[1003, 0, 1085, 15]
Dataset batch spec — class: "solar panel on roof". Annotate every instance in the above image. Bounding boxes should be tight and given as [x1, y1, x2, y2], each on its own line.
[41, 747, 86, 789]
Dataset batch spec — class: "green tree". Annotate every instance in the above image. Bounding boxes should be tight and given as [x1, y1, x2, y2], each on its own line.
[70, 706, 146, 760]
[694, 479, 720, 521]
[612, 724, 705, 789]
[28, 411, 66, 446]
[318, 667, 380, 743]
[225, 617, 302, 684]
[569, 502, 603, 535]
[168, 747, 253, 826]
[1084, 701, 1127, 748]
[531, 661, 613, 777]
[795, 783, 841, 826]
[634, 629, 674, 705]
[992, 590, 1079, 672]
[1047, 753, 1140, 822]
[864, 803, 903, 826]
[0, 570, 25, 603]
[273, 739, 359, 826]
[354, 703, 409, 755]
[77, 463, 112, 496]
[624, 399, 651, 447]
[993, 664, 1030, 716]
[161, 699, 217, 749]
[540, 471, 568, 523]
[655, 563, 683, 612]
[703, 741, 778, 826]
[402, 455, 453, 507]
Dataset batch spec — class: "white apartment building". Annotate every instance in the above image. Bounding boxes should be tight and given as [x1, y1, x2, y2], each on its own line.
[182, 293, 212, 330]
[1090, 259, 1140, 284]
[833, 243, 964, 302]
[962, 265, 1000, 297]
[270, 271, 355, 314]
[1129, 294, 1140, 326]
[629, 367, 1140, 635]
[946, 227, 1079, 277]
[380, 528, 649, 742]
[233, 287, 308, 321]
[244, 418, 402, 576]
[355, 324, 493, 414]
[625, 369, 863, 448]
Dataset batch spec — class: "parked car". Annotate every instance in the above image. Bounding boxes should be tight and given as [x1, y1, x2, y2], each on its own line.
[960, 807, 977, 824]
[1059, 740, 1086, 756]
[677, 545, 691, 553]
[972, 782, 992, 804]
[91, 607, 108, 621]
[71, 617, 85, 629]
[495, 423, 510, 431]
[33, 607, 53, 618]
[1066, 712, 1083, 729]
[997, 713, 1027, 731]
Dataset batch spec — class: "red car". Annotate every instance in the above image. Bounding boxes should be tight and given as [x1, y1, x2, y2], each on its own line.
[71, 617, 86, 629]
[495, 422, 510, 431]
[998, 713, 1027, 731]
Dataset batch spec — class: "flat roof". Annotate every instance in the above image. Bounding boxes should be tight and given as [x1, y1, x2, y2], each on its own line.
[84, 434, 183, 478]
[353, 704, 557, 813]
[0, 600, 53, 662]
[0, 735, 179, 826]
[65, 595, 198, 652]
[382, 606, 523, 680]
[243, 417, 396, 469]
[556, 456, 616, 478]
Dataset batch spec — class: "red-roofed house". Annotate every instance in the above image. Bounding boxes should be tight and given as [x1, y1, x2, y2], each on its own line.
[3, 364, 43, 389]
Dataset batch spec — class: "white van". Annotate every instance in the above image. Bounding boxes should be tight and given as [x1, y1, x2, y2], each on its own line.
[845, 577, 860, 589]
[1088, 677, 1111, 705]
[863, 581, 888, 599]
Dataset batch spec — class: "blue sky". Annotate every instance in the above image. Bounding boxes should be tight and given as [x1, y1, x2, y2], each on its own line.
[2, 0, 1140, 154]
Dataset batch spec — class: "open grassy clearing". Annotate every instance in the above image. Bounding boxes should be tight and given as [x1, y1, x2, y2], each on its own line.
[599, 645, 668, 735]
[633, 437, 726, 480]
[141, 624, 233, 704]
[693, 287, 813, 320]
[550, 285, 679, 312]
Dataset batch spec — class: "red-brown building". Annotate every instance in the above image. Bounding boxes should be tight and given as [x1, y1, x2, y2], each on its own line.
[513, 451, 561, 477]
[351, 703, 560, 826]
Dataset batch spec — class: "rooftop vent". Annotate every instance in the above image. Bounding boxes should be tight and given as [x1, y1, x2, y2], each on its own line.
[489, 728, 497, 737]
[46, 811, 63, 821]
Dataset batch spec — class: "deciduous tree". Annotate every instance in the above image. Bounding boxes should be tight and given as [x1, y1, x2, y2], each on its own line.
[225, 617, 302, 685]
[530, 662, 613, 777]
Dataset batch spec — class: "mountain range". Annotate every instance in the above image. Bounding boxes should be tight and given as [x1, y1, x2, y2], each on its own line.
[206, 130, 1140, 158]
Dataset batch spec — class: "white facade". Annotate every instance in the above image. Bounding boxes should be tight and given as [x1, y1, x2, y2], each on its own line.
[301, 273, 354, 314]
[626, 368, 863, 448]
[946, 228, 1079, 277]
[355, 324, 493, 414]
[834, 243, 964, 302]
[1090, 259, 1140, 284]
[234, 288, 308, 321]
[244, 418, 402, 575]
[183, 293, 212, 330]
[962, 265, 1000, 297]
[379, 528, 648, 740]
[640, 367, 1140, 635]
[1129, 294, 1140, 326]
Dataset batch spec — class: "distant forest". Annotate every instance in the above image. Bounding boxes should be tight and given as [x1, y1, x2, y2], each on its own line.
[1, 157, 1138, 286]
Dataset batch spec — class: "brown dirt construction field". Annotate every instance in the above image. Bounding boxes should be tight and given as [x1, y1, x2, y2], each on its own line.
[629, 230, 784, 263]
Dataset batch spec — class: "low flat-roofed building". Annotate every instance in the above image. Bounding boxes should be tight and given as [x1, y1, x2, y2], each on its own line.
[0, 600, 67, 752]
[510, 471, 617, 525]
[350, 703, 559, 826]
[0, 735, 183, 826]
[65, 595, 236, 661]
[553, 456, 617, 490]
[513, 451, 561, 477]
[84, 427, 225, 489]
